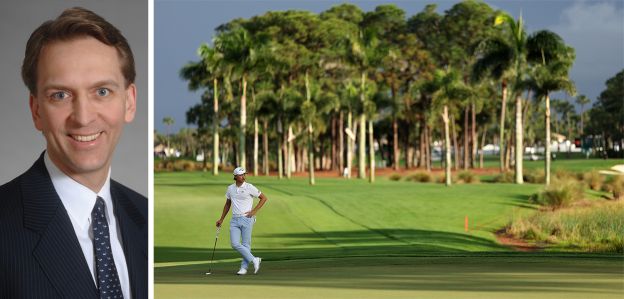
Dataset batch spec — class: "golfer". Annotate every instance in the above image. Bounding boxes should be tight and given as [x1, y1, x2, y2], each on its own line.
[216, 167, 268, 275]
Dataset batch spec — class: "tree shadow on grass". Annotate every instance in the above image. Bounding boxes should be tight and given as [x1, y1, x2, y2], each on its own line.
[261, 229, 507, 249]
[155, 228, 623, 294]
[501, 194, 538, 209]
[154, 254, 624, 294]
[155, 228, 508, 263]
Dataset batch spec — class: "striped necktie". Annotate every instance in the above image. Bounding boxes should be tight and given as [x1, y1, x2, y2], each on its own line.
[92, 196, 124, 299]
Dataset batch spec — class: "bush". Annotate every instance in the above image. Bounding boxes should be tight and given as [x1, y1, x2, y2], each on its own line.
[389, 173, 402, 181]
[155, 159, 200, 172]
[406, 172, 433, 183]
[603, 176, 624, 200]
[554, 169, 578, 181]
[435, 173, 451, 184]
[523, 169, 545, 184]
[182, 161, 196, 171]
[457, 171, 479, 184]
[508, 200, 624, 253]
[493, 172, 514, 183]
[583, 171, 604, 191]
[155, 161, 166, 171]
[530, 178, 584, 209]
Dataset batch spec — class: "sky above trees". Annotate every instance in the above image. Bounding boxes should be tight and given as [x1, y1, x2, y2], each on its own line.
[155, 0, 624, 133]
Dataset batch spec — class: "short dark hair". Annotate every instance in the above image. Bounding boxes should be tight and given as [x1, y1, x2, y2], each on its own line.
[21, 7, 135, 94]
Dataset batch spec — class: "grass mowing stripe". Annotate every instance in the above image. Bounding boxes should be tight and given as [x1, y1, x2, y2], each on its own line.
[303, 193, 412, 245]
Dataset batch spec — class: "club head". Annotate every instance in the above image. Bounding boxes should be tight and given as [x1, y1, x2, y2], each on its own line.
[205, 272, 212, 275]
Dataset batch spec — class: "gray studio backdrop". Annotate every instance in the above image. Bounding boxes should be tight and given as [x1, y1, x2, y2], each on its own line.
[0, 0, 148, 196]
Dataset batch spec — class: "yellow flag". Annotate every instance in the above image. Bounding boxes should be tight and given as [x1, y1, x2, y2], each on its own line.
[494, 15, 506, 26]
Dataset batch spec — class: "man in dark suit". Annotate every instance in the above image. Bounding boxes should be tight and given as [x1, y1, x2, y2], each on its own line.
[0, 7, 147, 298]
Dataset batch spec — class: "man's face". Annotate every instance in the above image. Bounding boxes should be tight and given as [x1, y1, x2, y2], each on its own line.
[234, 174, 246, 184]
[29, 36, 136, 178]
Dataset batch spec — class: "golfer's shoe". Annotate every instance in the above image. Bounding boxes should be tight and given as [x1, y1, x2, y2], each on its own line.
[236, 268, 247, 275]
[253, 257, 262, 274]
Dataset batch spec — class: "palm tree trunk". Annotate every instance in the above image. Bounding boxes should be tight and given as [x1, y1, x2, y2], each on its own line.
[300, 145, 305, 172]
[368, 120, 375, 183]
[213, 78, 219, 175]
[425, 124, 432, 171]
[393, 117, 399, 170]
[287, 124, 293, 179]
[471, 102, 477, 169]
[278, 120, 283, 179]
[545, 94, 551, 185]
[359, 71, 366, 179]
[463, 107, 469, 170]
[253, 116, 258, 176]
[331, 115, 336, 171]
[419, 118, 426, 168]
[308, 123, 315, 185]
[499, 81, 507, 172]
[263, 119, 269, 176]
[346, 110, 352, 179]
[359, 113, 366, 179]
[407, 147, 414, 169]
[580, 104, 584, 135]
[451, 115, 459, 171]
[479, 126, 487, 169]
[338, 111, 344, 176]
[443, 105, 452, 186]
[515, 94, 524, 184]
[240, 76, 247, 169]
[505, 130, 512, 170]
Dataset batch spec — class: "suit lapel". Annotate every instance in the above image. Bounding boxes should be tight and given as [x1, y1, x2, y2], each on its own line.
[22, 154, 98, 298]
[111, 181, 147, 299]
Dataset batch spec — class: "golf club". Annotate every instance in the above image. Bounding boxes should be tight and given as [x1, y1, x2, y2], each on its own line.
[205, 226, 221, 275]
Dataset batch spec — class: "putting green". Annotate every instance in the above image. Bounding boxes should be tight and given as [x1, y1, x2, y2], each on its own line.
[155, 172, 624, 298]
[155, 255, 623, 299]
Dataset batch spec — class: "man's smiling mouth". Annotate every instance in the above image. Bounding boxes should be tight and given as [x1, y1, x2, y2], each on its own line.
[70, 132, 102, 142]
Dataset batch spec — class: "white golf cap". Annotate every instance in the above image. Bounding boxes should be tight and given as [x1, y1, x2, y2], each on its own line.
[233, 167, 247, 176]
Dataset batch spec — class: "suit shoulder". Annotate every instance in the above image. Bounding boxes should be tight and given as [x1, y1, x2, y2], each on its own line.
[110, 180, 147, 213]
[0, 175, 23, 210]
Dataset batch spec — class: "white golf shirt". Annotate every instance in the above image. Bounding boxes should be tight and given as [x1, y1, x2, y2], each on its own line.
[44, 153, 131, 299]
[225, 182, 261, 216]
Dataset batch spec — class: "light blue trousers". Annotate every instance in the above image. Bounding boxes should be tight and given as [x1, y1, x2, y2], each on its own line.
[230, 216, 256, 269]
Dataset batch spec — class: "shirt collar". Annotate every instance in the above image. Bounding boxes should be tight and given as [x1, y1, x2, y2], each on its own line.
[236, 181, 247, 189]
[44, 152, 112, 231]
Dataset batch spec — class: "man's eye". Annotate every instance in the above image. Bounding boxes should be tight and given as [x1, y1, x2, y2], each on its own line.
[51, 91, 70, 100]
[96, 88, 110, 97]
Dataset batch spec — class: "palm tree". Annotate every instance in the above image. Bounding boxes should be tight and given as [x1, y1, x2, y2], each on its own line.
[525, 31, 575, 185]
[472, 25, 515, 174]
[180, 42, 227, 175]
[575, 94, 590, 135]
[346, 27, 386, 179]
[215, 27, 259, 170]
[425, 69, 471, 186]
[474, 13, 570, 184]
[498, 13, 527, 184]
[199, 44, 225, 175]
[302, 72, 317, 185]
[162, 117, 174, 155]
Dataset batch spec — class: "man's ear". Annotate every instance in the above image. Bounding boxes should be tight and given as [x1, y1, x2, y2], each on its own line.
[29, 94, 43, 131]
[124, 83, 137, 123]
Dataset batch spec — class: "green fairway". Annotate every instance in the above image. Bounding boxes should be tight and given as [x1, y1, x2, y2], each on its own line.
[480, 157, 622, 173]
[155, 255, 623, 299]
[155, 171, 624, 298]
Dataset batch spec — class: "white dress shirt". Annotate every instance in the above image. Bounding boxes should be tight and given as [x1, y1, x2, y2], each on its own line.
[44, 153, 131, 299]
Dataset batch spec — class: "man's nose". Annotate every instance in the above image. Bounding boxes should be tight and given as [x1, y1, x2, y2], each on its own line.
[71, 94, 96, 126]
